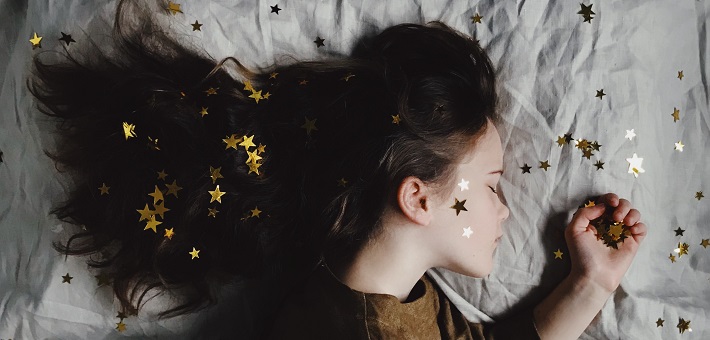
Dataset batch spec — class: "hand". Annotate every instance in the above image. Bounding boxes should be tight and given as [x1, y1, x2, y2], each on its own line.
[564, 193, 647, 293]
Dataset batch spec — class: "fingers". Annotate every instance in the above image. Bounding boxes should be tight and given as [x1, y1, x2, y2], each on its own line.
[570, 204, 606, 231]
[612, 199, 632, 222]
[629, 222, 647, 244]
[597, 193, 620, 207]
[622, 209, 641, 226]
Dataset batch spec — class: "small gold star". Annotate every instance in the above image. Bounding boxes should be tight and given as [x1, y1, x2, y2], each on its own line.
[148, 185, 164, 204]
[62, 273, 73, 283]
[250, 206, 262, 218]
[165, 180, 183, 197]
[248, 161, 262, 175]
[450, 198, 468, 216]
[553, 249, 563, 259]
[556, 136, 566, 147]
[696, 191, 704, 200]
[144, 215, 162, 233]
[539, 160, 551, 171]
[700, 239, 709, 248]
[596, 89, 605, 99]
[167, 1, 183, 15]
[249, 90, 263, 104]
[594, 160, 605, 170]
[584, 200, 596, 207]
[656, 318, 664, 327]
[669, 253, 676, 263]
[269, 72, 279, 79]
[205, 87, 218, 96]
[152, 201, 170, 219]
[677, 70, 683, 80]
[116, 321, 127, 332]
[191, 20, 202, 31]
[671, 107, 680, 122]
[123, 122, 137, 140]
[582, 149, 593, 159]
[29, 32, 43, 48]
[189, 247, 200, 259]
[200, 107, 209, 117]
[391, 114, 401, 124]
[674, 141, 684, 152]
[240, 135, 256, 150]
[208, 185, 226, 203]
[263, 92, 271, 99]
[301, 116, 318, 135]
[207, 207, 219, 217]
[677, 318, 691, 334]
[674, 242, 689, 257]
[164, 228, 175, 240]
[471, 13, 483, 23]
[223, 134, 241, 150]
[136, 204, 154, 222]
[157, 170, 168, 180]
[256, 144, 267, 154]
[99, 183, 110, 195]
[337, 177, 348, 187]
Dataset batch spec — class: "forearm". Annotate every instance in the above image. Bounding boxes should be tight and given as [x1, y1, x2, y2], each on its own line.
[532, 274, 613, 340]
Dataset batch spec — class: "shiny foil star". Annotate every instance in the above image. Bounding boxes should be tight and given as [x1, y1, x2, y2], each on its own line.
[99, 183, 110, 195]
[157, 170, 168, 180]
[249, 90, 263, 103]
[167, 1, 183, 15]
[656, 318, 664, 327]
[136, 204, 154, 222]
[674, 141, 684, 152]
[165, 180, 183, 197]
[29, 32, 42, 48]
[153, 201, 170, 219]
[189, 247, 200, 259]
[674, 242, 689, 257]
[520, 163, 532, 173]
[164, 228, 174, 240]
[144, 215, 162, 233]
[59, 32, 76, 46]
[240, 135, 256, 150]
[677, 71, 683, 80]
[62, 273, 73, 283]
[556, 136, 566, 147]
[223, 134, 241, 150]
[391, 114, 401, 124]
[208, 185, 226, 203]
[696, 191, 704, 200]
[209, 166, 224, 184]
[539, 160, 551, 171]
[191, 20, 202, 31]
[314, 36, 325, 48]
[450, 198, 468, 215]
[554, 249, 563, 259]
[584, 200, 596, 207]
[625, 153, 644, 178]
[677, 318, 691, 334]
[471, 13, 482, 23]
[462, 226, 473, 238]
[95, 273, 111, 287]
[123, 122, 137, 140]
[624, 129, 636, 141]
[595, 89, 605, 99]
[457, 179, 469, 191]
[205, 87, 218, 96]
[671, 107, 680, 122]
[592, 215, 631, 248]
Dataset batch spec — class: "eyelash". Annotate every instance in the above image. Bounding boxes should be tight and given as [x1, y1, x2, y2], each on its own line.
[489, 186, 497, 194]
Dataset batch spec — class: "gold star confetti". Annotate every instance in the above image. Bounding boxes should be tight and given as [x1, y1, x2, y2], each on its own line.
[656, 318, 664, 327]
[674, 227, 685, 236]
[671, 107, 680, 122]
[167, 1, 183, 15]
[674, 141, 684, 152]
[246, 150, 262, 164]
[668, 253, 676, 263]
[594, 160, 604, 170]
[314, 36, 325, 47]
[591, 215, 632, 249]
[391, 114, 401, 124]
[157, 170, 168, 180]
[144, 215, 162, 233]
[584, 200, 596, 207]
[556, 136, 566, 147]
[248, 161, 262, 175]
[200, 107, 209, 117]
[471, 13, 482, 23]
[153, 201, 170, 219]
[98, 183, 110, 195]
[341, 72, 355, 81]
[164, 228, 175, 240]
[250, 206, 262, 218]
[595, 89, 605, 99]
[207, 207, 219, 217]
[553, 249, 563, 259]
[450, 198, 468, 215]
[462, 226, 473, 238]
[677, 70, 684, 80]
[136, 204, 154, 222]
[165, 180, 183, 197]
[256, 144, 267, 154]
[700, 239, 709, 248]
[625, 153, 644, 178]
[208, 185, 226, 203]
[116, 321, 127, 332]
[59, 32, 75, 46]
[539, 160, 551, 171]
[582, 149, 593, 159]
[95, 273, 111, 287]
[191, 20, 202, 31]
[62, 273, 73, 283]
[249, 89, 263, 103]
[577, 3, 595, 23]
[695, 191, 704, 200]
[263, 92, 271, 99]
[209, 166, 224, 184]
[677, 318, 691, 334]
[301, 117, 318, 136]
[147, 136, 160, 151]
[29, 32, 42, 48]
[298, 79, 309, 85]
[223, 134, 241, 150]
[458, 178, 469, 191]
[240, 135, 256, 150]
[674, 242, 689, 257]
[624, 129, 636, 141]
[148, 185, 164, 204]
[189, 247, 200, 259]
[205, 87, 218, 96]
[123, 122, 137, 140]
[269, 72, 279, 79]
[520, 164, 532, 174]
[337, 177, 348, 187]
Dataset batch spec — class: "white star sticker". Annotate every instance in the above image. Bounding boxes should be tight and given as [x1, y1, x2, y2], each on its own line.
[457, 178, 469, 191]
[462, 226, 473, 238]
[674, 141, 684, 152]
[625, 129, 636, 141]
[625, 153, 645, 178]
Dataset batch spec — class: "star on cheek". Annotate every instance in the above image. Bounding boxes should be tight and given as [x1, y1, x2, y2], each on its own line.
[462, 226, 473, 238]
[457, 178, 469, 191]
[450, 198, 468, 216]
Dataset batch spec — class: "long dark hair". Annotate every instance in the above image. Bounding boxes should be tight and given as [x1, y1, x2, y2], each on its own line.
[28, 0, 498, 318]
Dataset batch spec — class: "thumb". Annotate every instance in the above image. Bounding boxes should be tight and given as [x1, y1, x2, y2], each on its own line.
[568, 203, 606, 233]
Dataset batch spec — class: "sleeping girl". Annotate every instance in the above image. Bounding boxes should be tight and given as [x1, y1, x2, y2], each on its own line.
[28, 0, 647, 338]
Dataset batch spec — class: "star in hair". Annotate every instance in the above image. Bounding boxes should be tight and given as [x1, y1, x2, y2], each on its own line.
[62, 273, 73, 283]
[223, 134, 241, 150]
[207, 207, 219, 217]
[450, 198, 468, 215]
[249, 90, 264, 103]
[157, 170, 168, 180]
[153, 201, 170, 219]
[59, 32, 75, 46]
[471, 13, 482, 23]
[270, 4, 281, 14]
[677, 71, 684, 80]
[208, 185, 226, 203]
[250, 206, 262, 218]
[144, 215, 162, 233]
[99, 183, 110, 195]
[191, 20, 202, 31]
[671, 107, 680, 122]
[248, 161, 262, 175]
[240, 135, 256, 150]
[584, 200, 596, 207]
[624, 129, 636, 141]
[164, 228, 175, 240]
[165, 180, 183, 197]
[695, 191, 704, 200]
[314, 36, 325, 48]
[209, 166, 224, 184]
[391, 114, 401, 124]
[29, 32, 42, 48]
[189, 247, 200, 259]
[674, 141, 684, 152]
[539, 160, 551, 171]
[595, 89, 605, 99]
[136, 204, 154, 222]
[301, 116, 318, 135]
[462, 226, 473, 238]
[256, 144, 267, 154]
[625, 153, 644, 177]
[123, 122, 137, 140]
[148, 185, 164, 204]
[553, 249, 563, 259]
[457, 178, 469, 191]
[167, 1, 183, 15]
[246, 150, 262, 164]
[520, 163, 532, 173]
[298, 79, 309, 85]
[205, 87, 218, 96]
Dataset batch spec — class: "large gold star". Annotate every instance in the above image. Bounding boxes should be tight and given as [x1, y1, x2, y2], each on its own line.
[223, 134, 241, 150]
[123, 122, 137, 140]
[240, 135, 256, 150]
[167, 1, 183, 15]
[553, 249, 563, 259]
[671, 107, 680, 122]
[148, 185, 164, 204]
[391, 115, 401, 124]
[539, 160, 551, 171]
[301, 116, 318, 136]
[153, 201, 170, 219]
[144, 215, 162, 233]
[450, 198, 468, 216]
[584, 200, 596, 207]
[136, 203, 154, 222]
[165, 180, 183, 197]
[208, 185, 226, 203]
[471, 13, 483, 23]
[209, 166, 224, 184]
[99, 183, 110, 195]
[189, 247, 200, 259]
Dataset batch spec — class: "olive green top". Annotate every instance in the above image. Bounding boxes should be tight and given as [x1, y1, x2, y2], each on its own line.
[265, 260, 541, 339]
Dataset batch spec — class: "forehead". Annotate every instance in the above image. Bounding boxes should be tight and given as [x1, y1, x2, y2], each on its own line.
[458, 122, 503, 172]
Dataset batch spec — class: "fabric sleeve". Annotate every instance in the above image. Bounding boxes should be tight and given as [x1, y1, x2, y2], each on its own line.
[468, 307, 541, 340]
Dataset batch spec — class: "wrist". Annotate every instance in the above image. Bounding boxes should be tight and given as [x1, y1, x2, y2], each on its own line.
[567, 272, 616, 297]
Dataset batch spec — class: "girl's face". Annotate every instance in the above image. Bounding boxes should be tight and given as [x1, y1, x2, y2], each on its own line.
[429, 120, 509, 277]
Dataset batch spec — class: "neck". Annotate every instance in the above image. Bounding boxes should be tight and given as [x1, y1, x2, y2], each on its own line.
[326, 227, 433, 302]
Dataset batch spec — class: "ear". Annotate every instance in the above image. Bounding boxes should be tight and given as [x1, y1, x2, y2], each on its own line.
[397, 176, 433, 226]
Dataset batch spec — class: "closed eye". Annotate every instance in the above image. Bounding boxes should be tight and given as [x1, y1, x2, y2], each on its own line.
[488, 186, 497, 194]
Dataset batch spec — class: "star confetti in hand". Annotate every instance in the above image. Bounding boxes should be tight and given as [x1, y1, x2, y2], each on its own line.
[577, 3, 595, 23]
[450, 198, 468, 215]
[391, 115, 401, 124]
[164, 228, 174, 240]
[625, 153, 645, 178]
[157, 170, 168, 180]
[591, 214, 631, 249]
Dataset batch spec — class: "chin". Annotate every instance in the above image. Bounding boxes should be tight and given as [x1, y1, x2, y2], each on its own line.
[447, 261, 493, 278]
